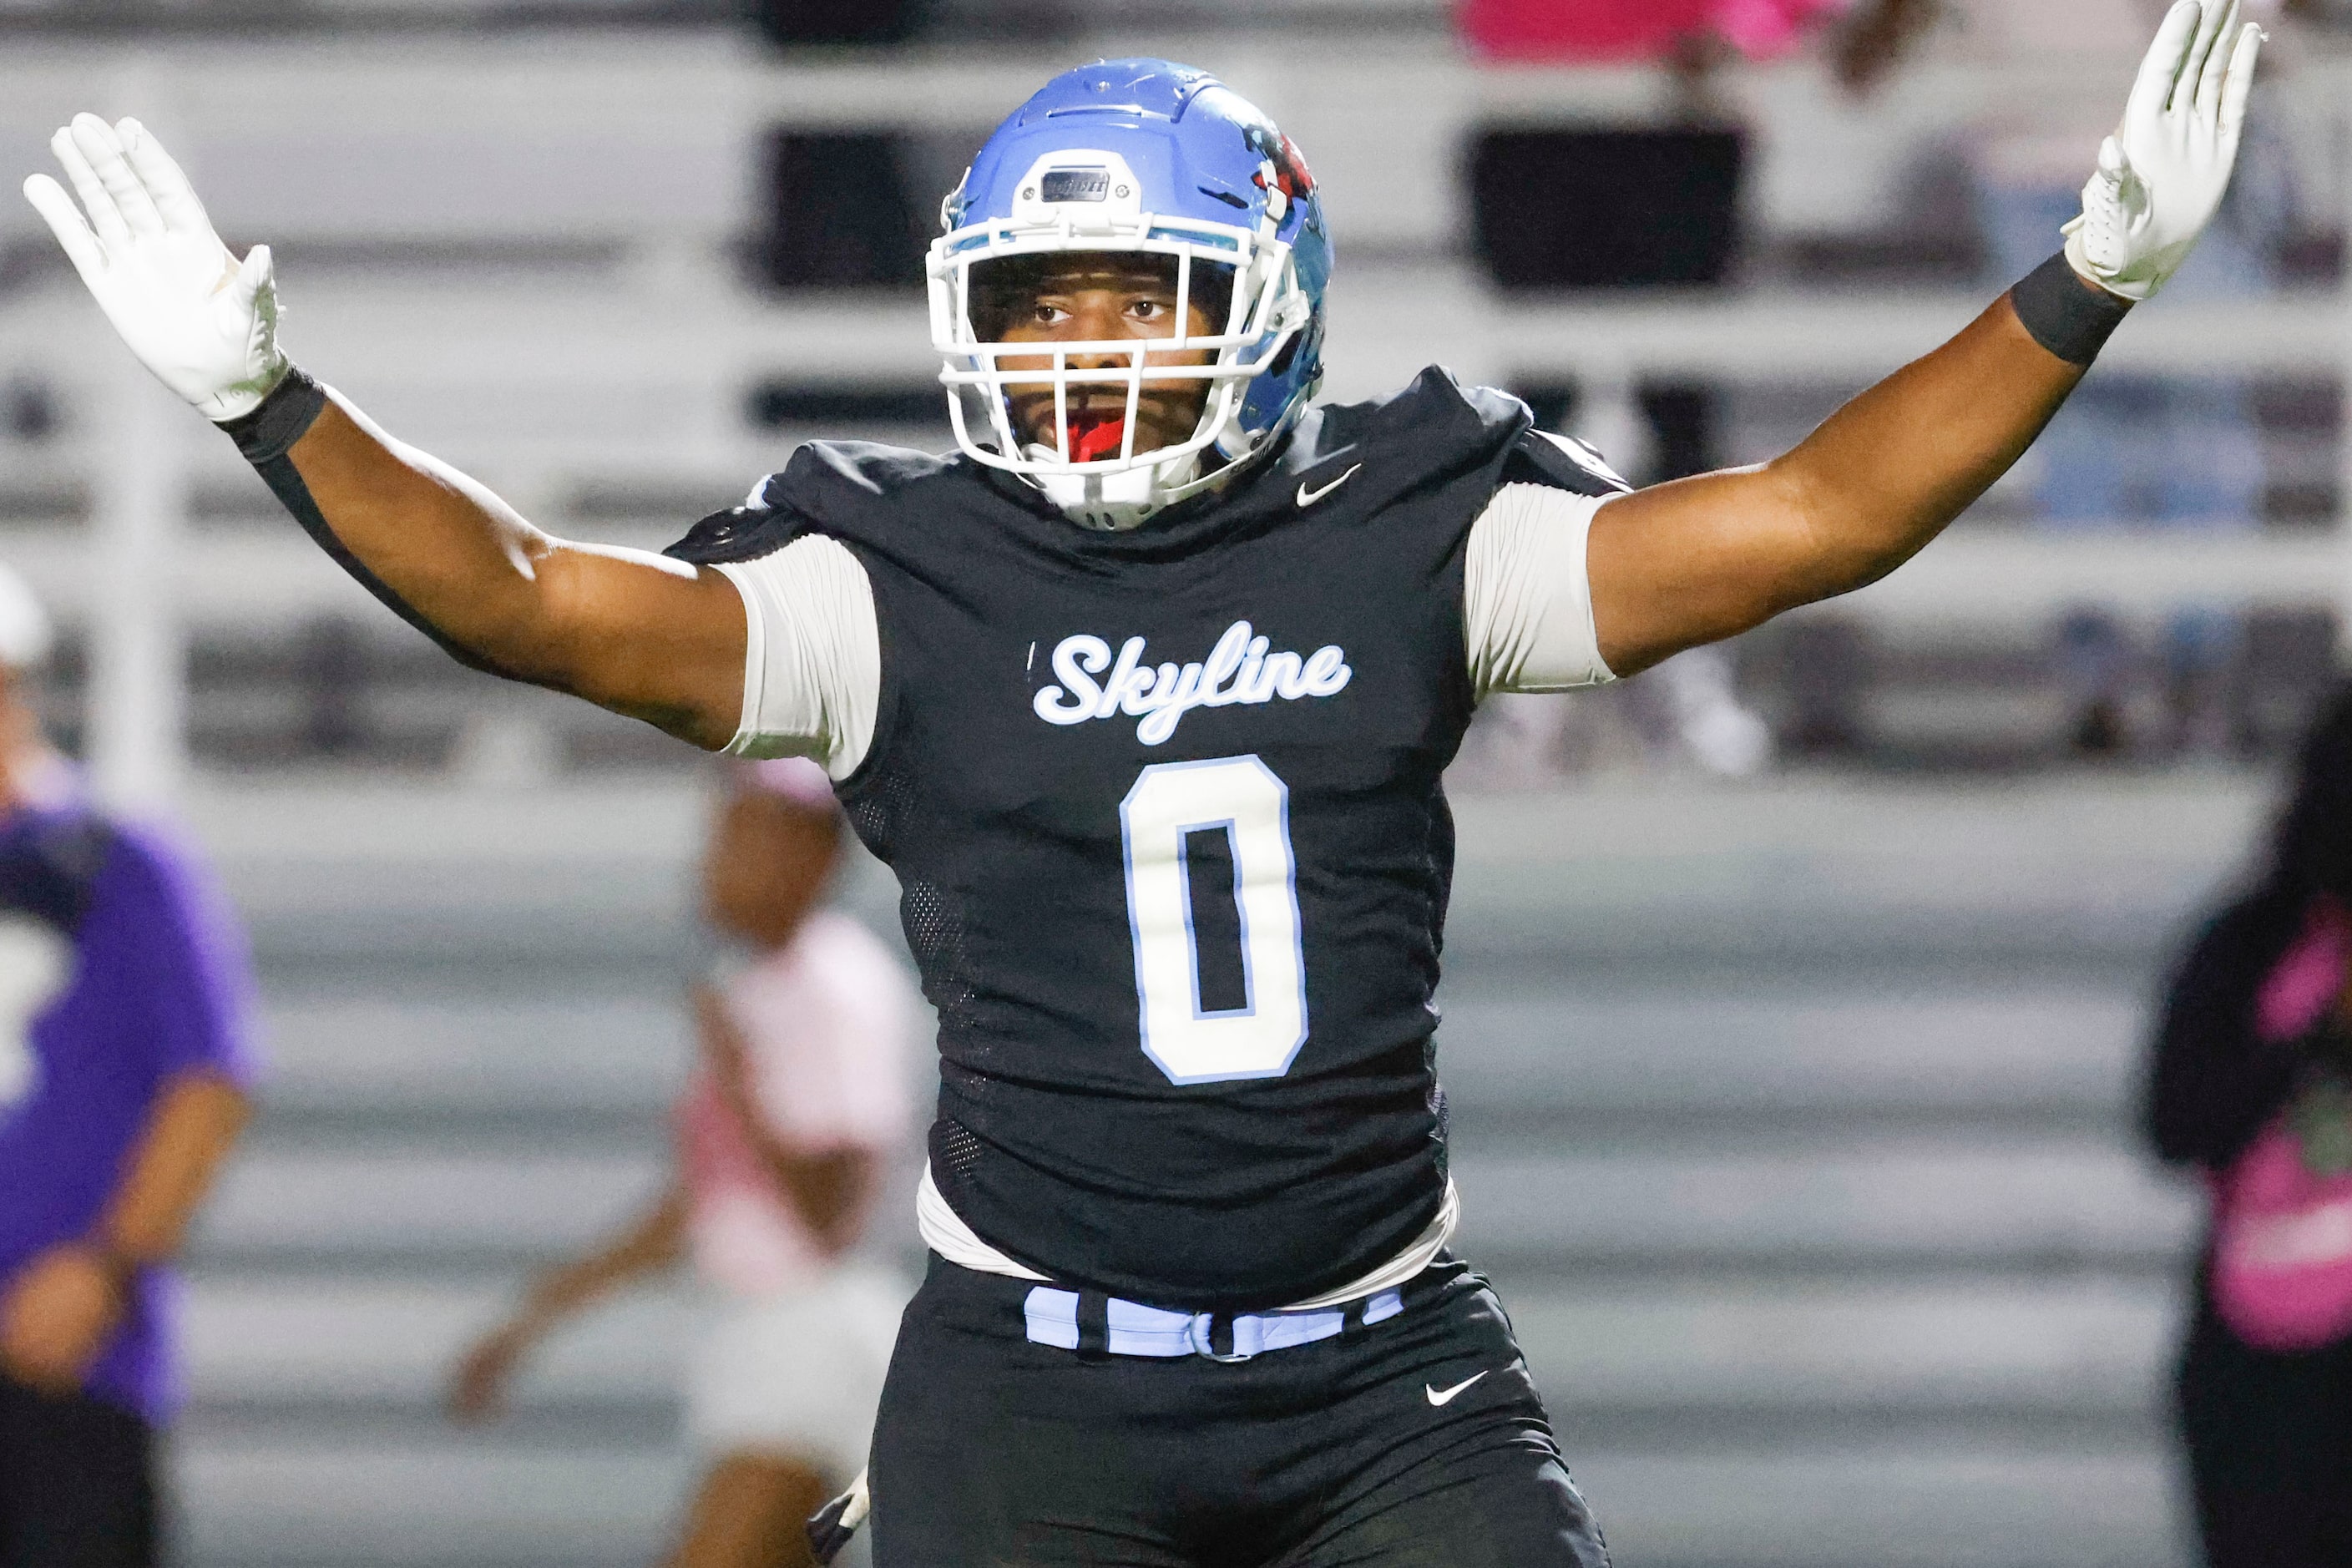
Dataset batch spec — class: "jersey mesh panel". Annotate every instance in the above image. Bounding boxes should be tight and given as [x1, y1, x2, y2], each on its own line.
[842, 761, 977, 1029]
[844, 741, 996, 1204]
[935, 1118, 987, 1195]
[903, 880, 981, 1034]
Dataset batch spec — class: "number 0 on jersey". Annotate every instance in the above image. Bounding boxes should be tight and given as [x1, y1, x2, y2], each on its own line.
[1120, 756, 1310, 1084]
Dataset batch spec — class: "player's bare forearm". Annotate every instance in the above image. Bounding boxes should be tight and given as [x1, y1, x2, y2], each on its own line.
[447, 1186, 685, 1423]
[97, 1070, 250, 1266]
[284, 394, 747, 749]
[519, 1186, 688, 1325]
[19, 117, 746, 747]
[1590, 0, 2265, 674]
[1586, 291, 2088, 675]
[1754, 292, 2086, 598]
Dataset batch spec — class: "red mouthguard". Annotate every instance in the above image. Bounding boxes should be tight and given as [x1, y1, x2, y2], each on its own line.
[1070, 417, 1128, 463]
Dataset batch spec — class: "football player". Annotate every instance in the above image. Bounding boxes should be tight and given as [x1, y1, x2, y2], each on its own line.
[25, 5, 2261, 1563]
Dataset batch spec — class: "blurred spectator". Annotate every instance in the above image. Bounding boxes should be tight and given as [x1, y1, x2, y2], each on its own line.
[1459, 0, 1853, 63]
[452, 757, 916, 1568]
[2147, 686, 2352, 1567]
[1845, 0, 2296, 755]
[1455, 0, 1869, 314]
[1458, 0, 1888, 781]
[0, 562, 258, 1568]
[1456, 0, 1869, 302]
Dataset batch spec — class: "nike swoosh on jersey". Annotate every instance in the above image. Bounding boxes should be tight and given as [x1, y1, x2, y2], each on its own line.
[1296, 463, 1362, 508]
[1424, 1371, 1490, 1407]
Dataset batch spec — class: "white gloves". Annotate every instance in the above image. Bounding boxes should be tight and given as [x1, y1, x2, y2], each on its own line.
[22, 114, 288, 422]
[2066, 0, 2265, 302]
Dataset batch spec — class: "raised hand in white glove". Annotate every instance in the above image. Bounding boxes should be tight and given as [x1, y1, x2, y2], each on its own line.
[22, 114, 288, 422]
[2065, 0, 2264, 302]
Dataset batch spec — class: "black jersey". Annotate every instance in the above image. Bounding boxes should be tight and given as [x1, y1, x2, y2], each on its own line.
[670, 367, 1620, 1311]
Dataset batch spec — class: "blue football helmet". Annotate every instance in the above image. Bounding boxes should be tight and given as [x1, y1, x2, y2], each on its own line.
[928, 59, 1332, 529]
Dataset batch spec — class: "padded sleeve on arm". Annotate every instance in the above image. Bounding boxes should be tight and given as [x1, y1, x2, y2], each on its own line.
[713, 535, 882, 778]
[1464, 483, 1617, 699]
[215, 368, 497, 673]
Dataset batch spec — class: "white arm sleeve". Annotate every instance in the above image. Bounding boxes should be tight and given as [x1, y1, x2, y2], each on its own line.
[712, 535, 883, 779]
[1464, 483, 1618, 698]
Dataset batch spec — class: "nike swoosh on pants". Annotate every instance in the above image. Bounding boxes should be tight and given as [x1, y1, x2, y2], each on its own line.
[1424, 1371, 1489, 1406]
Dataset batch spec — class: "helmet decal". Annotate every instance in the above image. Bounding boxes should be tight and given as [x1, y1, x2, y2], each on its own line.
[1238, 116, 1317, 205]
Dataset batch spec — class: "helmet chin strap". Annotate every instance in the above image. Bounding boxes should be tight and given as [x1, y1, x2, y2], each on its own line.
[1019, 397, 1272, 532]
[1024, 442, 1204, 532]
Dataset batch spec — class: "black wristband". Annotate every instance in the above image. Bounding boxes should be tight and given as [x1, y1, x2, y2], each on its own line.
[2008, 251, 2132, 367]
[215, 365, 326, 464]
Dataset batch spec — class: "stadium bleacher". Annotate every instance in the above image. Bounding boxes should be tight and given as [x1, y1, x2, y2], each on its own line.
[3, 18, 2347, 777]
[163, 771, 2253, 1567]
[0, 6, 2345, 1564]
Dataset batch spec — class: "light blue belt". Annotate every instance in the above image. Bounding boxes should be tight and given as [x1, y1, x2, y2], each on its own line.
[1023, 1285, 1405, 1362]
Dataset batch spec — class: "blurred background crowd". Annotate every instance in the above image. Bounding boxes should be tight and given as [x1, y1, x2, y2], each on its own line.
[5, 0, 2352, 1565]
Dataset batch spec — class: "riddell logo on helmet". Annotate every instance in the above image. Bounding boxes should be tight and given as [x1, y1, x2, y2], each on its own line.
[1039, 168, 1111, 204]
[1032, 620, 1351, 745]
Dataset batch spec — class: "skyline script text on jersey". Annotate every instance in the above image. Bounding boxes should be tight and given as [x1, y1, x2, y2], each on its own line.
[1032, 620, 1353, 745]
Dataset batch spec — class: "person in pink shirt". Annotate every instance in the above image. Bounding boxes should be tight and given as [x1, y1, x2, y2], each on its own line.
[451, 758, 917, 1568]
[1458, 0, 1853, 63]
[2148, 689, 2352, 1567]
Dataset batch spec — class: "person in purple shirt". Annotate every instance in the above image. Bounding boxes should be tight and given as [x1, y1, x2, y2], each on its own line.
[0, 563, 258, 1568]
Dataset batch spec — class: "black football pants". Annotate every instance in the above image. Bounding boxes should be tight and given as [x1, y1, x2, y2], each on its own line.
[0, 1373, 159, 1568]
[869, 1256, 1610, 1568]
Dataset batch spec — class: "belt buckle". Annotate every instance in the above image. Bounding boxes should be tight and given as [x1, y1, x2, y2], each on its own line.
[1188, 1312, 1256, 1363]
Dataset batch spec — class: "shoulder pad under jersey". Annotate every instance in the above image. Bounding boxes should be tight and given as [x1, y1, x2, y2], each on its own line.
[1292, 369, 1629, 503]
[1500, 427, 1632, 496]
[665, 441, 962, 566]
